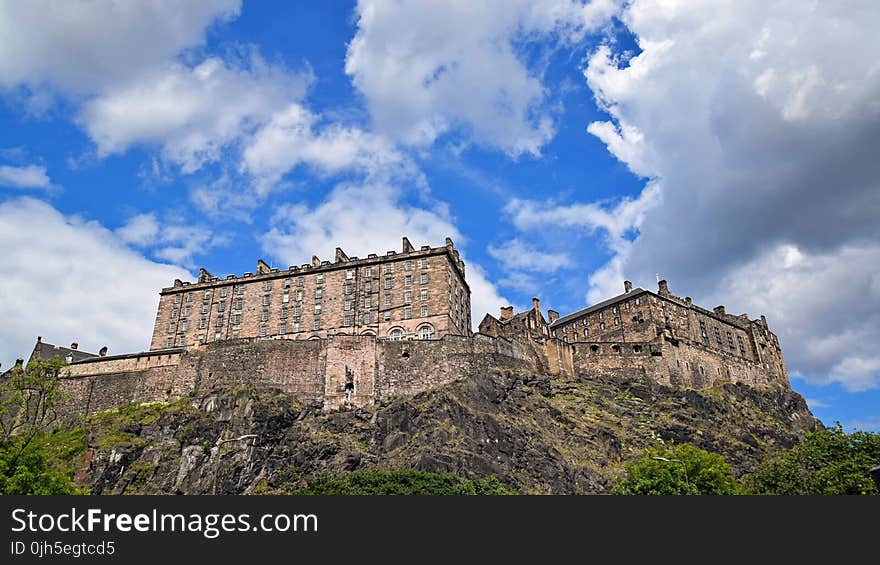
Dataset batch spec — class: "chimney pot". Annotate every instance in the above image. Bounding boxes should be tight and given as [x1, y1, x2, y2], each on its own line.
[70, 342, 78, 350]
[99, 346, 108, 357]
[532, 297, 540, 312]
[624, 280, 633, 293]
[714, 305, 726, 316]
[658, 279, 669, 296]
[548, 309, 560, 323]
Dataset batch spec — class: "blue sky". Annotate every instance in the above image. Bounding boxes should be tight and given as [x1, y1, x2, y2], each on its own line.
[1, 1, 878, 431]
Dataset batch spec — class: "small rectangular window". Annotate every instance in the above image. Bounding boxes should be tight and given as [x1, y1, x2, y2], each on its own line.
[344, 314, 352, 326]
[405, 275, 412, 287]
[404, 306, 412, 319]
[420, 289, 428, 301]
[220, 287, 228, 298]
[282, 292, 290, 303]
[260, 325, 268, 337]
[214, 332, 222, 341]
[279, 322, 287, 334]
[313, 319, 321, 330]
[293, 322, 300, 332]
[235, 285, 244, 295]
[180, 319, 188, 331]
[384, 311, 391, 321]
[201, 304, 208, 314]
[171, 308, 178, 319]
[263, 280, 272, 291]
[420, 258, 428, 269]
[420, 306, 428, 317]
[420, 273, 428, 284]
[365, 281, 372, 292]
[174, 294, 182, 305]
[233, 299, 242, 310]
[204, 290, 212, 300]
[296, 277, 304, 287]
[281, 307, 288, 319]
[384, 264, 393, 274]
[262, 295, 270, 306]
[405, 291, 412, 303]
[295, 290, 302, 301]
[365, 266, 372, 277]
[166, 338, 173, 348]
[384, 278, 392, 289]
[261, 310, 268, 322]
[363, 313, 371, 324]
[231, 329, 239, 339]
[345, 284, 352, 295]
[215, 315, 224, 328]
[186, 293, 193, 302]
[316, 274, 324, 284]
[183, 307, 190, 317]
[168, 322, 177, 333]
[234, 314, 241, 325]
[217, 302, 225, 313]
[346, 269, 355, 280]
[294, 305, 301, 317]
[283, 278, 291, 288]
[316, 288, 323, 299]
[315, 304, 322, 315]
[199, 318, 206, 329]
[344, 300, 352, 311]
[384, 293, 392, 306]
[405, 260, 413, 271]
[364, 297, 371, 309]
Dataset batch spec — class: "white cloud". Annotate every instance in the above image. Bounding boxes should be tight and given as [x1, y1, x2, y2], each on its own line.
[242, 103, 414, 194]
[488, 239, 572, 272]
[804, 398, 829, 410]
[0, 197, 191, 369]
[575, 0, 880, 389]
[261, 182, 508, 328]
[78, 53, 312, 173]
[115, 212, 225, 267]
[0, 0, 241, 93]
[0, 164, 52, 190]
[345, 0, 620, 156]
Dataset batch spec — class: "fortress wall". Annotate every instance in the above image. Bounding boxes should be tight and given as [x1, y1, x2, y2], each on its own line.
[323, 335, 378, 410]
[66, 351, 183, 377]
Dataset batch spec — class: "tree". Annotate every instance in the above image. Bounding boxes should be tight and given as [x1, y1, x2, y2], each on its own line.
[0, 357, 82, 495]
[612, 442, 740, 495]
[744, 424, 880, 495]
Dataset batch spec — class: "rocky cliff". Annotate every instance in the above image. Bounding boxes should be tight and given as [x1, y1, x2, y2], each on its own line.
[58, 370, 819, 494]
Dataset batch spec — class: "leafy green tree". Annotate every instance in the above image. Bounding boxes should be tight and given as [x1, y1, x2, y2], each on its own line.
[0, 357, 82, 494]
[291, 469, 516, 495]
[612, 442, 740, 495]
[744, 424, 880, 495]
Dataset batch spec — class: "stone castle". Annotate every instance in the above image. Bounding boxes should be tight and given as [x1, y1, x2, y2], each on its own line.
[23, 237, 788, 417]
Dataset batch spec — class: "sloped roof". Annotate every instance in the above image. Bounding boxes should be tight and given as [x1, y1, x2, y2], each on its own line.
[28, 339, 98, 365]
[550, 288, 648, 328]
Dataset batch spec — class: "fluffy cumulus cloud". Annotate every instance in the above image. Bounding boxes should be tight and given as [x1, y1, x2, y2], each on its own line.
[345, 0, 620, 155]
[261, 182, 508, 327]
[0, 198, 191, 369]
[572, 1, 880, 389]
[488, 239, 573, 272]
[0, 164, 52, 190]
[115, 212, 226, 267]
[79, 54, 312, 173]
[242, 103, 414, 194]
[0, 0, 241, 93]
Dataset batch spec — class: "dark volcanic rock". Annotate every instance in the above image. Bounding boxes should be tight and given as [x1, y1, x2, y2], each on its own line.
[75, 372, 820, 494]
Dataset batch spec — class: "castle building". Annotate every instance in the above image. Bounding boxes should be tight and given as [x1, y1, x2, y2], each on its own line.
[149, 237, 471, 350]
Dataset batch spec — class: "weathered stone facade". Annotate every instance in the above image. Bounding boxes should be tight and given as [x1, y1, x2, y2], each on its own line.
[47, 238, 790, 417]
[149, 237, 471, 350]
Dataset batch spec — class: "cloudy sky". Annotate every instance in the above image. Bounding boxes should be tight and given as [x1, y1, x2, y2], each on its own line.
[1, 0, 877, 430]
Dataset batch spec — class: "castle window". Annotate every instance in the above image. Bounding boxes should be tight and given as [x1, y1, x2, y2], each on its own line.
[316, 274, 324, 284]
[294, 305, 301, 317]
[384, 311, 391, 321]
[171, 308, 178, 319]
[260, 325, 268, 337]
[344, 300, 352, 311]
[388, 328, 404, 340]
[420, 305, 428, 317]
[420, 289, 428, 301]
[625, 302, 630, 310]
[405, 291, 412, 303]
[363, 313, 372, 324]
[166, 338, 173, 348]
[217, 302, 225, 313]
[186, 293, 193, 302]
[584, 329, 589, 338]
[420, 273, 428, 284]
[295, 290, 302, 301]
[180, 320, 188, 331]
[283, 278, 291, 288]
[313, 319, 321, 331]
[199, 318, 206, 329]
[614, 317, 620, 325]
[344, 314, 353, 327]
[233, 300, 241, 311]
[727, 331, 735, 350]
[613, 306, 618, 313]
[198, 334, 205, 344]
[384, 264, 393, 275]
[293, 322, 300, 332]
[232, 329, 238, 339]
[365, 281, 372, 292]
[405, 260, 413, 271]
[420, 258, 428, 270]
[364, 297, 371, 309]
[220, 287, 228, 298]
[215, 315, 224, 328]
[261, 310, 268, 322]
[235, 285, 244, 295]
[174, 294, 182, 305]
[600, 322, 605, 330]
[183, 307, 190, 317]
[260, 295, 270, 306]
[633, 345, 643, 353]
[598, 311, 604, 320]
[314, 304, 322, 315]
[346, 268, 355, 280]
[737, 335, 747, 356]
[635, 297, 640, 306]
[233, 314, 241, 325]
[281, 308, 288, 319]
[214, 332, 222, 341]
[404, 306, 412, 320]
[384, 277, 393, 289]
[315, 288, 323, 299]
[611, 344, 620, 353]
[344, 284, 353, 295]
[365, 266, 372, 277]
[590, 345, 599, 353]
[296, 277, 304, 287]
[405, 275, 412, 287]
[263, 280, 272, 291]
[168, 322, 177, 333]
[384, 293, 392, 306]
[204, 290, 211, 300]
[418, 324, 434, 340]
[282, 292, 290, 303]
[176, 335, 184, 347]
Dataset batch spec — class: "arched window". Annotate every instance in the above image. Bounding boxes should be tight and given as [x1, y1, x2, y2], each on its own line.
[361, 330, 376, 337]
[388, 328, 404, 341]
[417, 324, 435, 340]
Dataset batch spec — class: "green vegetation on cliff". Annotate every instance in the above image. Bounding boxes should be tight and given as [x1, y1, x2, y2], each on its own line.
[612, 442, 741, 495]
[282, 469, 514, 495]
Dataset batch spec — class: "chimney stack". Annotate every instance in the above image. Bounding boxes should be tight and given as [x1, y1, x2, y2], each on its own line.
[99, 346, 108, 357]
[256, 259, 271, 274]
[335, 247, 349, 263]
[402, 237, 415, 253]
[714, 305, 726, 316]
[70, 342, 78, 350]
[198, 268, 214, 283]
[532, 297, 540, 313]
[658, 279, 669, 296]
[548, 309, 560, 323]
[500, 306, 514, 321]
[624, 280, 633, 293]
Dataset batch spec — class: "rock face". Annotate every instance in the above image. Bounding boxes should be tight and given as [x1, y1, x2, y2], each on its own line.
[77, 371, 819, 494]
